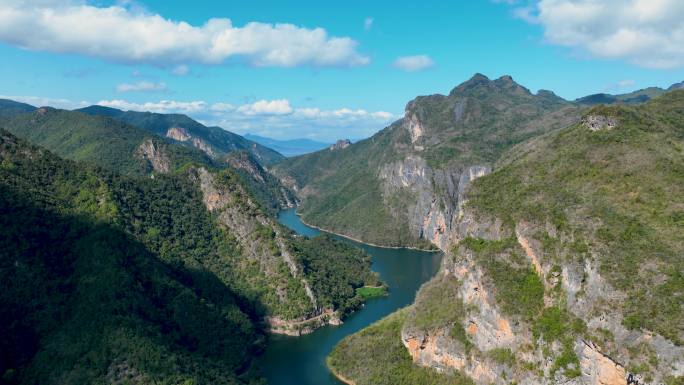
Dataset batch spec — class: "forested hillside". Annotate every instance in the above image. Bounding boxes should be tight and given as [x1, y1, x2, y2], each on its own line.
[0, 122, 380, 383]
[77, 105, 284, 166]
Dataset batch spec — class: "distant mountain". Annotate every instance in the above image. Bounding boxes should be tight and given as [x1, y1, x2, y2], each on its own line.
[575, 86, 666, 105]
[575, 81, 683, 105]
[244, 134, 330, 157]
[77, 105, 284, 166]
[0, 98, 36, 118]
[669, 80, 684, 90]
[274, 74, 582, 248]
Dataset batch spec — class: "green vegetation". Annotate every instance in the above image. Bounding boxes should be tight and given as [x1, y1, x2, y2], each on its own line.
[77, 104, 285, 166]
[408, 275, 467, 331]
[0, 128, 383, 384]
[1, 107, 216, 175]
[328, 308, 474, 385]
[356, 286, 388, 299]
[460, 237, 544, 321]
[0, 131, 261, 384]
[487, 348, 516, 366]
[291, 234, 383, 316]
[467, 92, 684, 344]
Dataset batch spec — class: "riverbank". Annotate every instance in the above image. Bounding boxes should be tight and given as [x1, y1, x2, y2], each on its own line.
[294, 209, 440, 252]
[328, 366, 356, 385]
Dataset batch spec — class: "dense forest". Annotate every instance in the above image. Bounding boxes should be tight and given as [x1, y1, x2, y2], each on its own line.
[0, 127, 382, 384]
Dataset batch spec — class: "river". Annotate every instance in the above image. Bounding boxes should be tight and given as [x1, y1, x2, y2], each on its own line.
[258, 208, 442, 385]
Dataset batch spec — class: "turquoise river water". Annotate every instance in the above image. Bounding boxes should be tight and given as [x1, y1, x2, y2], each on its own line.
[257, 208, 442, 385]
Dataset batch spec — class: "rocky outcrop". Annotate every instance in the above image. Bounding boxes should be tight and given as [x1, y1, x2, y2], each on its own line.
[191, 167, 340, 335]
[577, 340, 626, 385]
[582, 115, 618, 131]
[136, 139, 170, 173]
[378, 158, 491, 250]
[330, 139, 351, 151]
[166, 127, 216, 157]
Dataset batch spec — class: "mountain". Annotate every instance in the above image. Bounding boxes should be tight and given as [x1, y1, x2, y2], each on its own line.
[575, 87, 667, 105]
[0, 106, 216, 175]
[244, 134, 330, 157]
[77, 105, 284, 166]
[669, 81, 684, 91]
[0, 98, 36, 118]
[329, 91, 684, 385]
[274, 74, 582, 248]
[575, 81, 684, 106]
[0, 117, 382, 382]
[0, 105, 296, 213]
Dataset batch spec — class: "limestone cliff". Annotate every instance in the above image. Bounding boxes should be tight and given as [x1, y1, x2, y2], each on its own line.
[136, 139, 170, 173]
[395, 97, 684, 385]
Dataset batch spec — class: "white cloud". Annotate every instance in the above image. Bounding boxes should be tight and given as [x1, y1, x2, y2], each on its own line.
[507, 0, 684, 68]
[0, 94, 89, 109]
[115, 81, 167, 93]
[364, 17, 374, 31]
[93, 97, 396, 141]
[236, 99, 293, 115]
[171, 65, 189, 76]
[617, 79, 636, 88]
[0, 1, 370, 68]
[392, 55, 435, 72]
[97, 99, 208, 114]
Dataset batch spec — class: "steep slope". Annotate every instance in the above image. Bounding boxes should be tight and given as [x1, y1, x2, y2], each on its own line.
[330, 92, 684, 385]
[0, 105, 294, 212]
[0, 131, 259, 384]
[78, 105, 285, 166]
[0, 125, 382, 382]
[275, 74, 582, 247]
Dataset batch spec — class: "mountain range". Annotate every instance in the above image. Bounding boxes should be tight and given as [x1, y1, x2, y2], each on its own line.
[0, 100, 381, 384]
[275, 75, 684, 385]
[1, 73, 683, 385]
[244, 134, 330, 157]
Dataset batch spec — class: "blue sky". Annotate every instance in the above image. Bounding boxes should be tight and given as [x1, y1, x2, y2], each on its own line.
[1, 0, 683, 141]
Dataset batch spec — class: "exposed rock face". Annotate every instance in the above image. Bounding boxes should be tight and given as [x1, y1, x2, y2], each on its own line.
[166, 126, 191, 141]
[378, 158, 491, 250]
[136, 139, 170, 173]
[330, 139, 351, 151]
[166, 126, 216, 157]
[582, 115, 618, 131]
[577, 340, 626, 385]
[405, 105, 424, 144]
[400, 199, 684, 384]
[192, 167, 336, 335]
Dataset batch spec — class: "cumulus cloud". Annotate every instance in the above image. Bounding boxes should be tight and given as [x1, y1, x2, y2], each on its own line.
[392, 55, 435, 72]
[505, 0, 684, 68]
[0, 94, 89, 109]
[0, 1, 370, 67]
[97, 99, 208, 114]
[236, 99, 293, 115]
[115, 81, 167, 93]
[93, 97, 396, 141]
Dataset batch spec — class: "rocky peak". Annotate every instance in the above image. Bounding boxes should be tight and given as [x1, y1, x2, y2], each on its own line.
[449, 73, 532, 98]
[330, 139, 351, 151]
